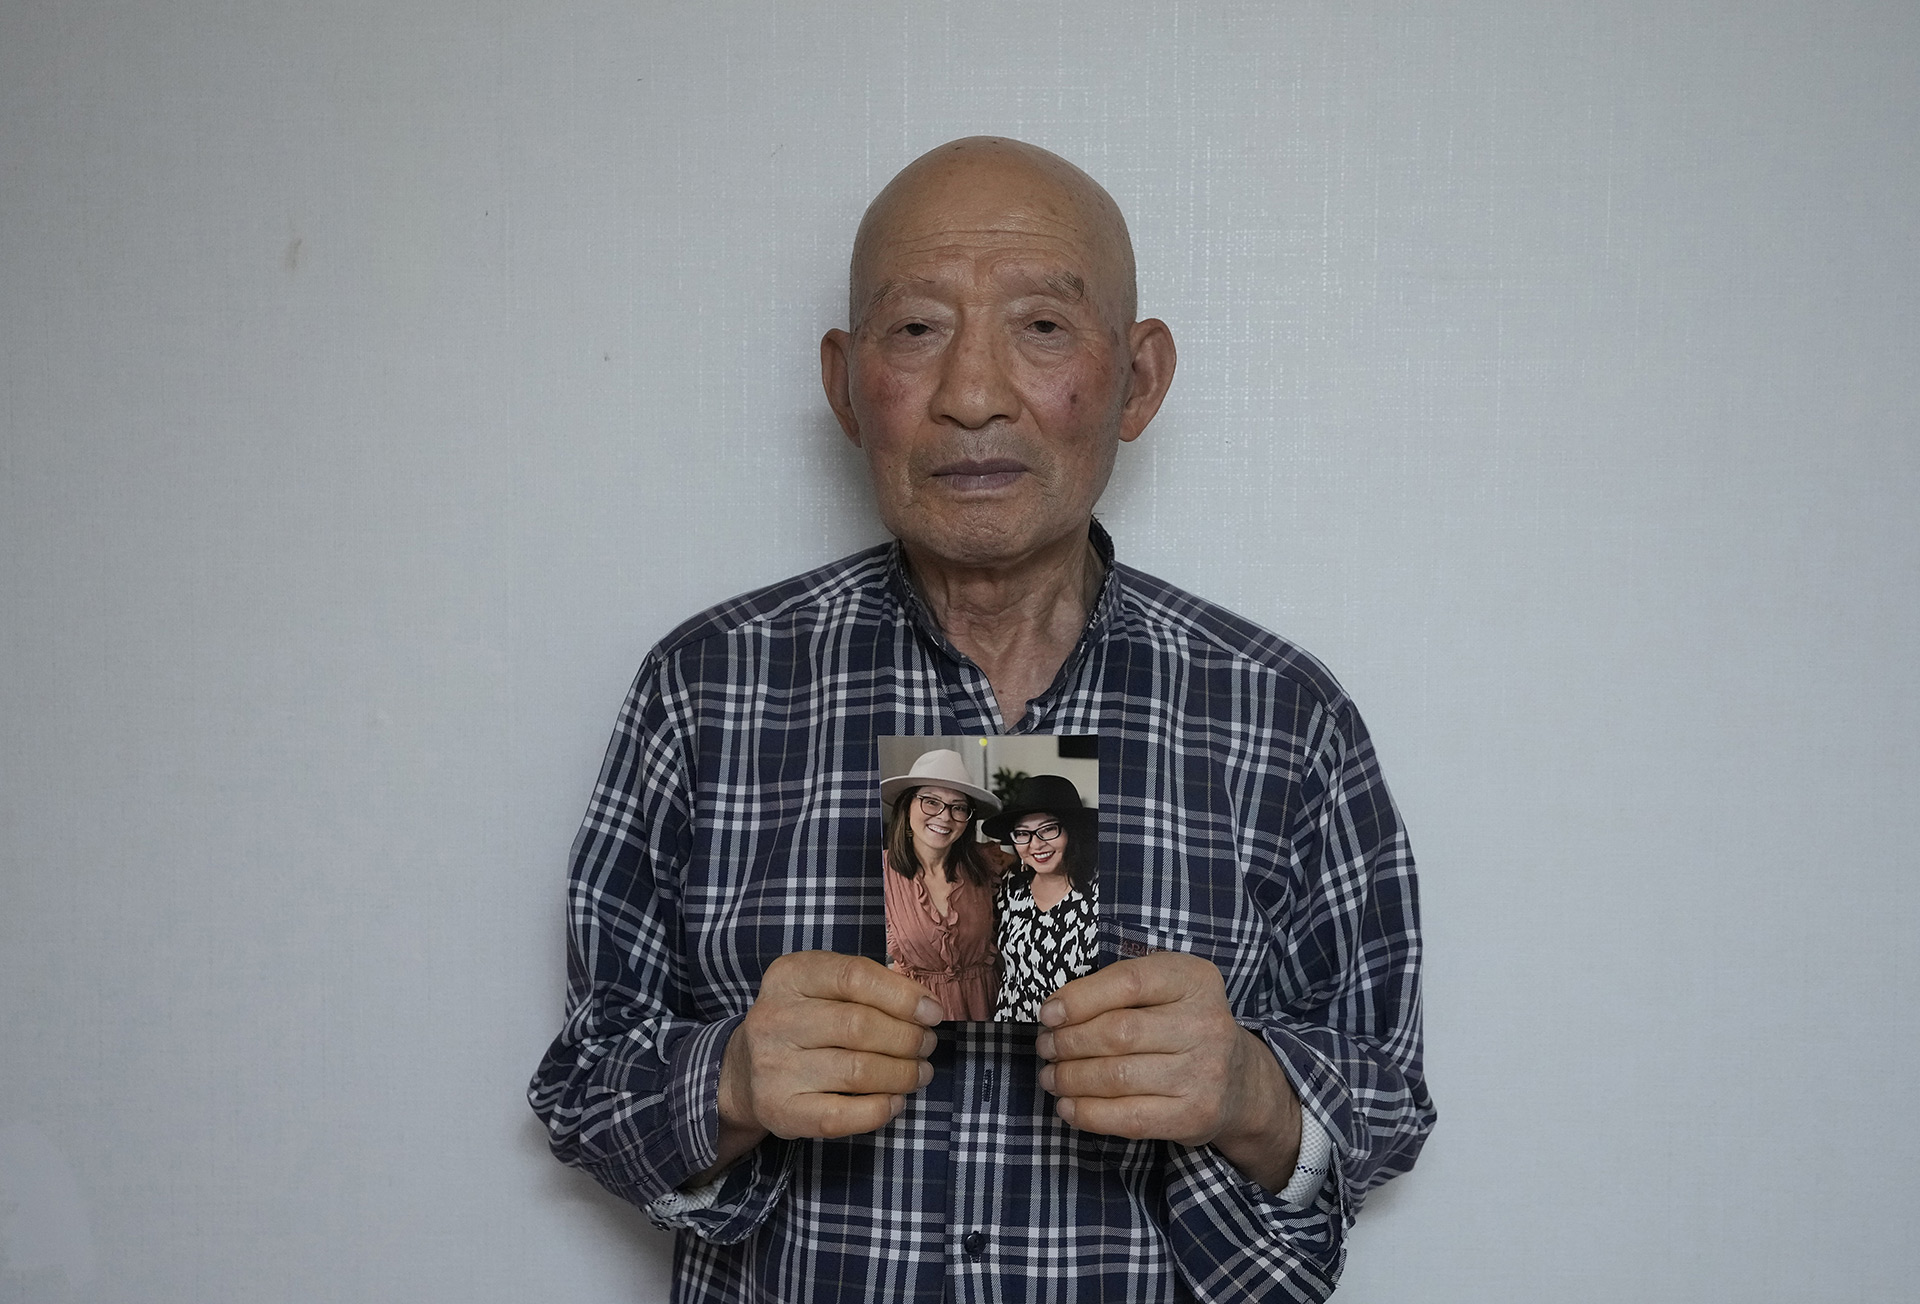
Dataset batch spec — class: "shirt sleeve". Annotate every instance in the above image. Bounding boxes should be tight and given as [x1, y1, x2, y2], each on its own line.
[1163, 694, 1435, 1299]
[525, 655, 792, 1244]
[1269, 695, 1433, 1213]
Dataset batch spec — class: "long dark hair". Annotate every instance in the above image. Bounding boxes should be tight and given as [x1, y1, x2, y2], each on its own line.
[1009, 813, 1098, 896]
[886, 786, 994, 888]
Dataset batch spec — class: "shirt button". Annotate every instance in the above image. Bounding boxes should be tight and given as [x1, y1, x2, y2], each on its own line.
[962, 1230, 987, 1258]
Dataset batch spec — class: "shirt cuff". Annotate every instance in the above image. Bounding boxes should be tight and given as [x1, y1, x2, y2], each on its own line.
[1162, 1138, 1345, 1292]
[642, 1014, 795, 1244]
[1249, 1017, 1359, 1224]
[662, 1014, 740, 1179]
[1278, 1111, 1333, 1211]
[648, 1172, 726, 1221]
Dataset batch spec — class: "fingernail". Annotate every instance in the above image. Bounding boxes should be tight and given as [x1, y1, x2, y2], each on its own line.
[1038, 1001, 1065, 1026]
[920, 1031, 938, 1057]
[917, 1061, 934, 1088]
[915, 998, 944, 1026]
[1038, 1065, 1055, 1093]
[1056, 1098, 1076, 1125]
[1035, 1032, 1055, 1059]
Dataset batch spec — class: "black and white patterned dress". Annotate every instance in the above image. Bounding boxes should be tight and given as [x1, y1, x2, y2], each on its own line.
[992, 871, 1099, 1022]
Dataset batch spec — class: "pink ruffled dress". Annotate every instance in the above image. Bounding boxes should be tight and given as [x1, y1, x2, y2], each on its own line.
[882, 850, 999, 1021]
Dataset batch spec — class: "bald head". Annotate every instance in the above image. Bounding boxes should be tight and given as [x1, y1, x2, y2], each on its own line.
[819, 136, 1176, 580]
[849, 138, 1138, 332]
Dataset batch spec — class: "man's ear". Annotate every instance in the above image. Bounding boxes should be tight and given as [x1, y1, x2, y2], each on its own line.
[820, 329, 862, 446]
[1117, 318, 1177, 444]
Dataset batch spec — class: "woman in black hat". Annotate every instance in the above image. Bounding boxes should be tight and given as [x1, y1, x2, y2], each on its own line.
[982, 774, 1099, 1023]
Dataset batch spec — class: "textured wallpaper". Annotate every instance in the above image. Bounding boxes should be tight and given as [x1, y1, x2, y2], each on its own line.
[2, 2, 1916, 1300]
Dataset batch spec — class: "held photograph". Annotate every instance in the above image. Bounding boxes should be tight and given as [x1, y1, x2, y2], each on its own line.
[877, 736, 1102, 1022]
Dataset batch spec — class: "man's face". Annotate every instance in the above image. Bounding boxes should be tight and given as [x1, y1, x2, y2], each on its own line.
[822, 162, 1165, 571]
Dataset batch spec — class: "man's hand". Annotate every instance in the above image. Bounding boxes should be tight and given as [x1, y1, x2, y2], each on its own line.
[1035, 952, 1303, 1192]
[700, 952, 943, 1181]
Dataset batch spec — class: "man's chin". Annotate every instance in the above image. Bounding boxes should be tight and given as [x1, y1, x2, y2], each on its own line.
[886, 506, 1085, 573]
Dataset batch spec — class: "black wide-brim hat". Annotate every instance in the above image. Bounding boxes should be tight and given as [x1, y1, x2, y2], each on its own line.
[981, 773, 1097, 843]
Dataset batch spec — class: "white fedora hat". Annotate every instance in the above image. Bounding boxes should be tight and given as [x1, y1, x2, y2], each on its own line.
[879, 747, 1000, 815]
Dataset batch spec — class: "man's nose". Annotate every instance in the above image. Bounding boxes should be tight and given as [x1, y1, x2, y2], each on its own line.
[930, 320, 1020, 430]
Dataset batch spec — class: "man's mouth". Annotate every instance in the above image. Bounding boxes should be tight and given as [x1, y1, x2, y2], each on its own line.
[930, 458, 1028, 493]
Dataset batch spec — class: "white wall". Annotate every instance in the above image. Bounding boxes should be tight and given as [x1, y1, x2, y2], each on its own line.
[3, 2, 1915, 1300]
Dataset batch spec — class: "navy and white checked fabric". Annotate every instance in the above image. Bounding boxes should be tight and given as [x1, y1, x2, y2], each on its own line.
[528, 523, 1433, 1303]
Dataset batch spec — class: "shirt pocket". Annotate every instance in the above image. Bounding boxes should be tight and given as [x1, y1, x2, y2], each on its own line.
[1096, 912, 1270, 1017]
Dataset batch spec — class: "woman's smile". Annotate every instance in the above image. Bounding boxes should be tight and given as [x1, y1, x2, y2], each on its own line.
[1014, 815, 1068, 875]
[910, 785, 969, 850]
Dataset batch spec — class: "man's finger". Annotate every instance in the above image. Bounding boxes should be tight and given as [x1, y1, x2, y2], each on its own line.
[782, 952, 943, 1026]
[1041, 1052, 1190, 1100]
[776, 1092, 907, 1141]
[1037, 953, 1207, 1028]
[796, 1047, 934, 1098]
[1037, 1007, 1178, 1063]
[792, 1000, 939, 1059]
[1052, 1093, 1196, 1144]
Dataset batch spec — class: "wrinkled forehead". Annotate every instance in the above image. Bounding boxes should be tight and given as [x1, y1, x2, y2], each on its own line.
[849, 148, 1137, 328]
[858, 236, 1101, 322]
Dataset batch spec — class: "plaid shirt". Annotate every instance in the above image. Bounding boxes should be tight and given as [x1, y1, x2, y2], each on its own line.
[528, 523, 1433, 1303]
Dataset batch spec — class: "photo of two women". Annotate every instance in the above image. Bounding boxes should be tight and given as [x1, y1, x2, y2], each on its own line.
[878, 736, 1102, 1023]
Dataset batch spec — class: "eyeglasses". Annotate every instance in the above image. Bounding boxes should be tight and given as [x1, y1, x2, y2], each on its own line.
[914, 792, 975, 822]
[1009, 821, 1065, 845]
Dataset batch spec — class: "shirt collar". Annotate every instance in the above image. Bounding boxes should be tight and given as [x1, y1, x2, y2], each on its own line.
[885, 519, 1121, 659]
[885, 520, 1120, 733]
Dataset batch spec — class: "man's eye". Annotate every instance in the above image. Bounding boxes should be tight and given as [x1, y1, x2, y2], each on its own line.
[1031, 320, 1059, 334]
[901, 323, 932, 337]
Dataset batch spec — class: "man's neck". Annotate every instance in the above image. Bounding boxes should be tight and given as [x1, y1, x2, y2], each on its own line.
[905, 527, 1104, 729]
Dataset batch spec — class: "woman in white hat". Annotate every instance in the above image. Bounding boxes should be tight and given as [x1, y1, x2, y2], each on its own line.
[878, 748, 1004, 1021]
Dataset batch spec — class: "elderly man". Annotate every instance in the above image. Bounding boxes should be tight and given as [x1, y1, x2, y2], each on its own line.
[530, 138, 1432, 1302]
